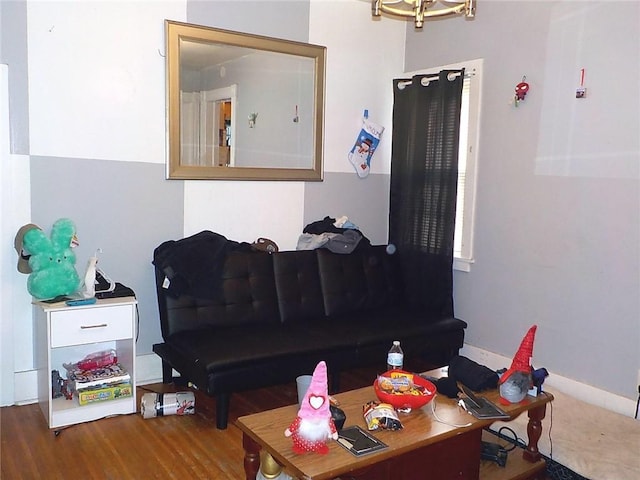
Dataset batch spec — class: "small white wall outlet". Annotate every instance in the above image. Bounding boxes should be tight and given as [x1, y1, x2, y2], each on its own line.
[637, 368, 640, 387]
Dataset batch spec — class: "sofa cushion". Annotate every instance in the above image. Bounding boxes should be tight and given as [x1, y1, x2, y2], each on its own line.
[304, 308, 466, 369]
[165, 324, 355, 378]
[219, 251, 280, 326]
[158, 250, 280, 337]
[316, 246, 402, 317]
[273, 250, 326, 324]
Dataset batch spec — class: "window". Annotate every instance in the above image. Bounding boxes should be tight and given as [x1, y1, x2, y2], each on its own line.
[405, 59, 482, 272]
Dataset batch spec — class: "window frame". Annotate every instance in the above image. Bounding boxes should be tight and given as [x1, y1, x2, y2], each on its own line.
[403, 58, 483, 272]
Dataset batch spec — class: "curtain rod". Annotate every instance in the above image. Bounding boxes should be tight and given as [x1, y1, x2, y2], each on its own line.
[396, 69, 472, 89]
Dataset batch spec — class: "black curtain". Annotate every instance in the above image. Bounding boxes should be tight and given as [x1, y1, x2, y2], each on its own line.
[389, 70, 464, 318]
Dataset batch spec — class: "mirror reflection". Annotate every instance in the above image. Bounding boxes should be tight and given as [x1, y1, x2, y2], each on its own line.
[166, 21, 326, 180]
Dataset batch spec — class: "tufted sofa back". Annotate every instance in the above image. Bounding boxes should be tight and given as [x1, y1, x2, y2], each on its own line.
[155, 245, 403, 339]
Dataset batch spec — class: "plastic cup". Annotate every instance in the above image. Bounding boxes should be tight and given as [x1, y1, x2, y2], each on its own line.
[296, 375, 313, 407]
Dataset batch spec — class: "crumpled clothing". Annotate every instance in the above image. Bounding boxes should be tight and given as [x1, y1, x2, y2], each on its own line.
[304, 216, 345, 235]
[325, 230, 362, 254]
[297, 230, 363, 254]
[302, 216, 371, 253]
[153, 231, 251, 299]
[296, 233, 336, 250]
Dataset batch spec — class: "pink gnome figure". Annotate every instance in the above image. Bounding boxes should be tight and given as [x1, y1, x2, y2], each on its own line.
[284, 361, 338, 454]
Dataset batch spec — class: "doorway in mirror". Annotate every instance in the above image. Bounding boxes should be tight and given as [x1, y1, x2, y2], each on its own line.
[180, 85, 236, 168]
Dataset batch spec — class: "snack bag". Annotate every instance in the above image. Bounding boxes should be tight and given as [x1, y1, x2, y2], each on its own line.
[377, 373, 412, 394]
[363, 401, 403, 431]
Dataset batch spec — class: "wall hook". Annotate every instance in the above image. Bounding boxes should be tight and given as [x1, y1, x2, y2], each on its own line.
[248, 112, 258, 128]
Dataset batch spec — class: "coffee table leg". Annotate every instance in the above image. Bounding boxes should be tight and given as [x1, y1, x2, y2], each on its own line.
[242, 433, 261, 480]
[523, 403, 546, 462]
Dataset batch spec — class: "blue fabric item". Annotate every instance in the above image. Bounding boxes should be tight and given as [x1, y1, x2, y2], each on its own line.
[342, 221, 358, 229]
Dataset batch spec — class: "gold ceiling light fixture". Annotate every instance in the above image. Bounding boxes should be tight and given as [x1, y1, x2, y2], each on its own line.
[372, 0, 476, 29]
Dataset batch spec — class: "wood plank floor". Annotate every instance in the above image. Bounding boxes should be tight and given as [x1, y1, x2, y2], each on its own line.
[1, 365, 407, 480]
[1, 360, 559, 480]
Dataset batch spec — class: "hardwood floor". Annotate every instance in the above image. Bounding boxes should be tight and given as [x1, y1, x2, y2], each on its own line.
[1, 365, 396, 480]
[1, 359, 559, 480]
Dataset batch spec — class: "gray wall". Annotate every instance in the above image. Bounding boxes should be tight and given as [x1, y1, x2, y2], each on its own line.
[304, 172, 390, 245]
[187, 0, 311, 42]
[404, 1, 639, 399]
[29, 157, 184, 353]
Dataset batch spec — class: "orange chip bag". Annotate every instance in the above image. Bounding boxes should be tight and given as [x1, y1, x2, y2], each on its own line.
[363, 401, 403, 431]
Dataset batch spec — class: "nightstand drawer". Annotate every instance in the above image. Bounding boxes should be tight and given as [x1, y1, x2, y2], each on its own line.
[50, 305, 133, 347]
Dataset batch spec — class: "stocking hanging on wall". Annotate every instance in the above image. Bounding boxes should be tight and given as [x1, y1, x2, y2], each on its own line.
[348, 112, 384, 178]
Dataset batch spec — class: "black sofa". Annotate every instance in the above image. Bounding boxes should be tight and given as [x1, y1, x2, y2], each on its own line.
[152, 231, 467, 429]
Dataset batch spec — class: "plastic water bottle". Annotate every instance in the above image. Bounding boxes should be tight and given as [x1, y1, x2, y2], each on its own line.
[387, 340, 404, 371]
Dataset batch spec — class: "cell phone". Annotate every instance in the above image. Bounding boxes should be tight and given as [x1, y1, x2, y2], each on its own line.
[65, 298, 97, 307]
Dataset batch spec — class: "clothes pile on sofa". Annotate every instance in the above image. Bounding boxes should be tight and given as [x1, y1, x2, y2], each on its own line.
[297, 215, 371, 254]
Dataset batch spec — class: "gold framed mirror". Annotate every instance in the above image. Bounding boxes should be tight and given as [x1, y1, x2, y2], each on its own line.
[165, 20, 326, 181]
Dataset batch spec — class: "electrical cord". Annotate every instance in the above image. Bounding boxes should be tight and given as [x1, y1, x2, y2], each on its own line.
[635, 385, 639, 420]
[135, 301, 140, 343]
[495, 425, 525, 452]
[430, 394, 473, 428]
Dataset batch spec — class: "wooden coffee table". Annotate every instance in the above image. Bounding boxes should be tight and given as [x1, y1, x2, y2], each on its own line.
[236, 370, 553, 480]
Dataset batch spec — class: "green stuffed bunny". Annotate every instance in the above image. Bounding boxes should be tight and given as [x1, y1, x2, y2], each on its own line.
[23, 218, 81, 299]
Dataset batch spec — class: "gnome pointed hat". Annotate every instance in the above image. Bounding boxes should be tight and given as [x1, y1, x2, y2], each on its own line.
[499, 325, 537, 384]
[297, 361, 331, 420]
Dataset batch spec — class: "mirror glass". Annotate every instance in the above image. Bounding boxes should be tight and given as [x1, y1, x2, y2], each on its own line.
[166, 20, 326, 180]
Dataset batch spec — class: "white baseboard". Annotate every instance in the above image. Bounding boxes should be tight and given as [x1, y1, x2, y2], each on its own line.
[135, 353, 164, 385]
[14, 370, 38, 406]
[460, 344, 636, 418]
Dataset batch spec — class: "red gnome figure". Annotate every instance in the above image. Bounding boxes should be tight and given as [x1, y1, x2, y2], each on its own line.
[285, 361, 338, 454]
[499, 325, 537, 405]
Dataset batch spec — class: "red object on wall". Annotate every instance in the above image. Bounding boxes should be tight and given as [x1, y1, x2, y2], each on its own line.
[515, 80, 529, 101]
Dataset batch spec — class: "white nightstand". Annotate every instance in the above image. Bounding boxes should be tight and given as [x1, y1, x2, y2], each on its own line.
[34, 296, 138, 430]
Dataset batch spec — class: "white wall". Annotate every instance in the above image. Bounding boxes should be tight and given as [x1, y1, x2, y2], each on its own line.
[26, 1, 173, 164]
[404, 1, 640, 403]
[310, 0, 402, 178]
[1, 1, 187, 406]
[1, 65, 33, 406]
[183, 0, 405, 250]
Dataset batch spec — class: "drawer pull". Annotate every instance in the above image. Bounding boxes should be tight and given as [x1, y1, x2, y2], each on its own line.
[80, 323, 108, 329]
